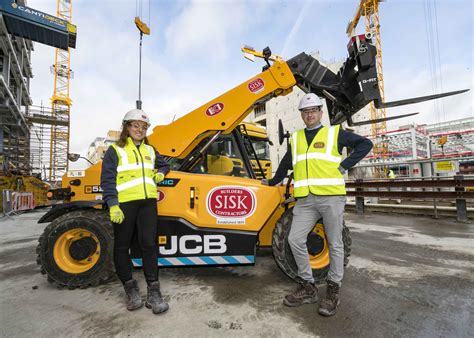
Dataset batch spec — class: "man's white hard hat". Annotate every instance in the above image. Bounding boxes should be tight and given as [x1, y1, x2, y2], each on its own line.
[123, 109, 150, 126]
[298, 93, 323, 110]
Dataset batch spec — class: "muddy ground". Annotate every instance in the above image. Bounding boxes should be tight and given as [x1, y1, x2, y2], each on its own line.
[0, 210, 472, 337]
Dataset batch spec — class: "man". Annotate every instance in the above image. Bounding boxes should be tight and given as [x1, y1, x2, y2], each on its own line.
[262, 93, 372, 316]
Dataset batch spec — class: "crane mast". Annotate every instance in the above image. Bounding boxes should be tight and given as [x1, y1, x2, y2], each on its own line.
[49, 0, 73, 184]
[347, 0, 387, 177]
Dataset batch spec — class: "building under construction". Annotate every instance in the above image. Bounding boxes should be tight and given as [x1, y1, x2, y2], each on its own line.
[0, 0, 76, 184]
[0, 1, 33, 175]
[360, 117, 474, 178]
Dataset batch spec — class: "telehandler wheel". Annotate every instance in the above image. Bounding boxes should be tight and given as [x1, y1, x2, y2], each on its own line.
[272, 208, 352, 284]
[36, 209, 115, 289]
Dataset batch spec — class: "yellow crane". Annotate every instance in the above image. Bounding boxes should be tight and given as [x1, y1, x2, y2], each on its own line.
[346, 0, 387, 177]
[49, 0, 74, 184]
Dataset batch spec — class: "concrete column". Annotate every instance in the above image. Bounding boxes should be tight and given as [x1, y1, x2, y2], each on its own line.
[3, 53, 11, 86]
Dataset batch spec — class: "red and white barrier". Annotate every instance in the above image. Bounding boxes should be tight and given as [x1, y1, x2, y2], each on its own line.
[11, 192, 36, 212]
[2, 190, 36, 216]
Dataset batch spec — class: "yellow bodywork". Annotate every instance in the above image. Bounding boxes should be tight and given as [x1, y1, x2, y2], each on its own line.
[147, 59, 295, 159]
[62, 167, 284, 245]
[62, 163, 104, 203]
[156, 172, 282, 233]
[55, 57, 330, 271]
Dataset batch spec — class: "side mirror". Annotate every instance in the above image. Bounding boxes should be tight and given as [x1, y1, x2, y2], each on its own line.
[67, 153, 94, 165]
[67, 153, 80, 162]
[278, 119, 290, 146]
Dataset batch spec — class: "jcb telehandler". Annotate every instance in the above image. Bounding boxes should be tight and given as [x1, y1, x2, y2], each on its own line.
[36, 35, 467, 289]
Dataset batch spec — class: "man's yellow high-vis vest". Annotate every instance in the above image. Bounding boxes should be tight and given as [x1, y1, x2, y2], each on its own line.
[111, 138, 157, 203]
[290, 125, 346, 198]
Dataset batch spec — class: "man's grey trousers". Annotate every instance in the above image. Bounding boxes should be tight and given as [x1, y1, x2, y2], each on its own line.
[288, 194, 346, 286]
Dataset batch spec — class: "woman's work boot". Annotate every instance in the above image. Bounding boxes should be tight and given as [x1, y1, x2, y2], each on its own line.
[318, 280, 340, 316]
[123, 279, 144, 311]
[146, 281, 169, 314]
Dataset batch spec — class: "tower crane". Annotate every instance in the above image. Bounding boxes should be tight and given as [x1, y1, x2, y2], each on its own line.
[49, 0, 74, 184]
[346, 0, 387, 177]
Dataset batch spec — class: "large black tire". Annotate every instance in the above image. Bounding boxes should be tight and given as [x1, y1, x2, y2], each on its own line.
[36, 209, 115, 289]
[272, 207, 352, 284]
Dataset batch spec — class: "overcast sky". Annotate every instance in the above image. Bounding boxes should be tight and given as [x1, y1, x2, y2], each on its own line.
[27, 0, 472, 163]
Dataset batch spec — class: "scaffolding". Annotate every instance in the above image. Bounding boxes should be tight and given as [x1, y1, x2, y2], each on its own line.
[360, 119, 474, 178]
[430, 130, 474, 158]
[26, 105, 68, 180]
[364, 125, 430, 165]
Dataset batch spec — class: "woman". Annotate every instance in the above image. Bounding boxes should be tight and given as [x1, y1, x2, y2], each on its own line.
[100, 108, 170, 314]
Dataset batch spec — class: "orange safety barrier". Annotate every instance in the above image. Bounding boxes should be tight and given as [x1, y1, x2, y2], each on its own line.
[11, 192, 35, 212]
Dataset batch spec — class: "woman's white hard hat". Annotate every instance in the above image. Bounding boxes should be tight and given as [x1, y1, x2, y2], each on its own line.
[123, 109, 150, 125]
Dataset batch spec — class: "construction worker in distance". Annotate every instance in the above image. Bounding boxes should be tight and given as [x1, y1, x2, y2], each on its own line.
[388, 169, 396, 179]
[262, 93, 372, 316]
[100, 108, 170, 315]
[387, 168, 401, 203]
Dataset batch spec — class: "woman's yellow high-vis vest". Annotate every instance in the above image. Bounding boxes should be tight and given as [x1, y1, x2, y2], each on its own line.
[111, 138, 157, 203]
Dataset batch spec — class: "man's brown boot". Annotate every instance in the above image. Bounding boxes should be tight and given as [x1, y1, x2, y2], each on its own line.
[283, 280, 318, 307]
[318, 280, 340, 316]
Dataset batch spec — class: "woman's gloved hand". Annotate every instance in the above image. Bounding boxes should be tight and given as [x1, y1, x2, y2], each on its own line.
[154, 172, 165, 184]
[109, 205, 125, 224]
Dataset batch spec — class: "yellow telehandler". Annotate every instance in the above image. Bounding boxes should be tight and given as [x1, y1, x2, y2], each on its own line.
[36, 36, 467, 289]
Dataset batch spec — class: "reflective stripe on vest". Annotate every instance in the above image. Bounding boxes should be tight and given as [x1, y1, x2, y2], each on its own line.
[111, 138, 158, 203]
[293, 178, 346, 188]
[116, 176, 156, 192]
[290, 125, 346, 197]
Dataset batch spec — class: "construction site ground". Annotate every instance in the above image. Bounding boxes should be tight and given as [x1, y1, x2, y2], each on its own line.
[0, 209, 472, 337]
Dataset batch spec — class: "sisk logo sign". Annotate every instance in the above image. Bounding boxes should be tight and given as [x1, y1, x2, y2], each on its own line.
[157, 191, 165, 202]
[205, 102, 224, 116]
[159, 234, 227, 255]
[206, 186, 256, 224]
[248, 78, 265, 94]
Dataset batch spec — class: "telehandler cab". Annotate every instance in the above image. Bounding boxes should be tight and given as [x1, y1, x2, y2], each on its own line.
[36, 34, 467, 289]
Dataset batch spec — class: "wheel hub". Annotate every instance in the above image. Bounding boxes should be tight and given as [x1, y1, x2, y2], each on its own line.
[53, 228, 101, 274]
[306, 232, 324, 256]
[69, 237, 98, 261]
